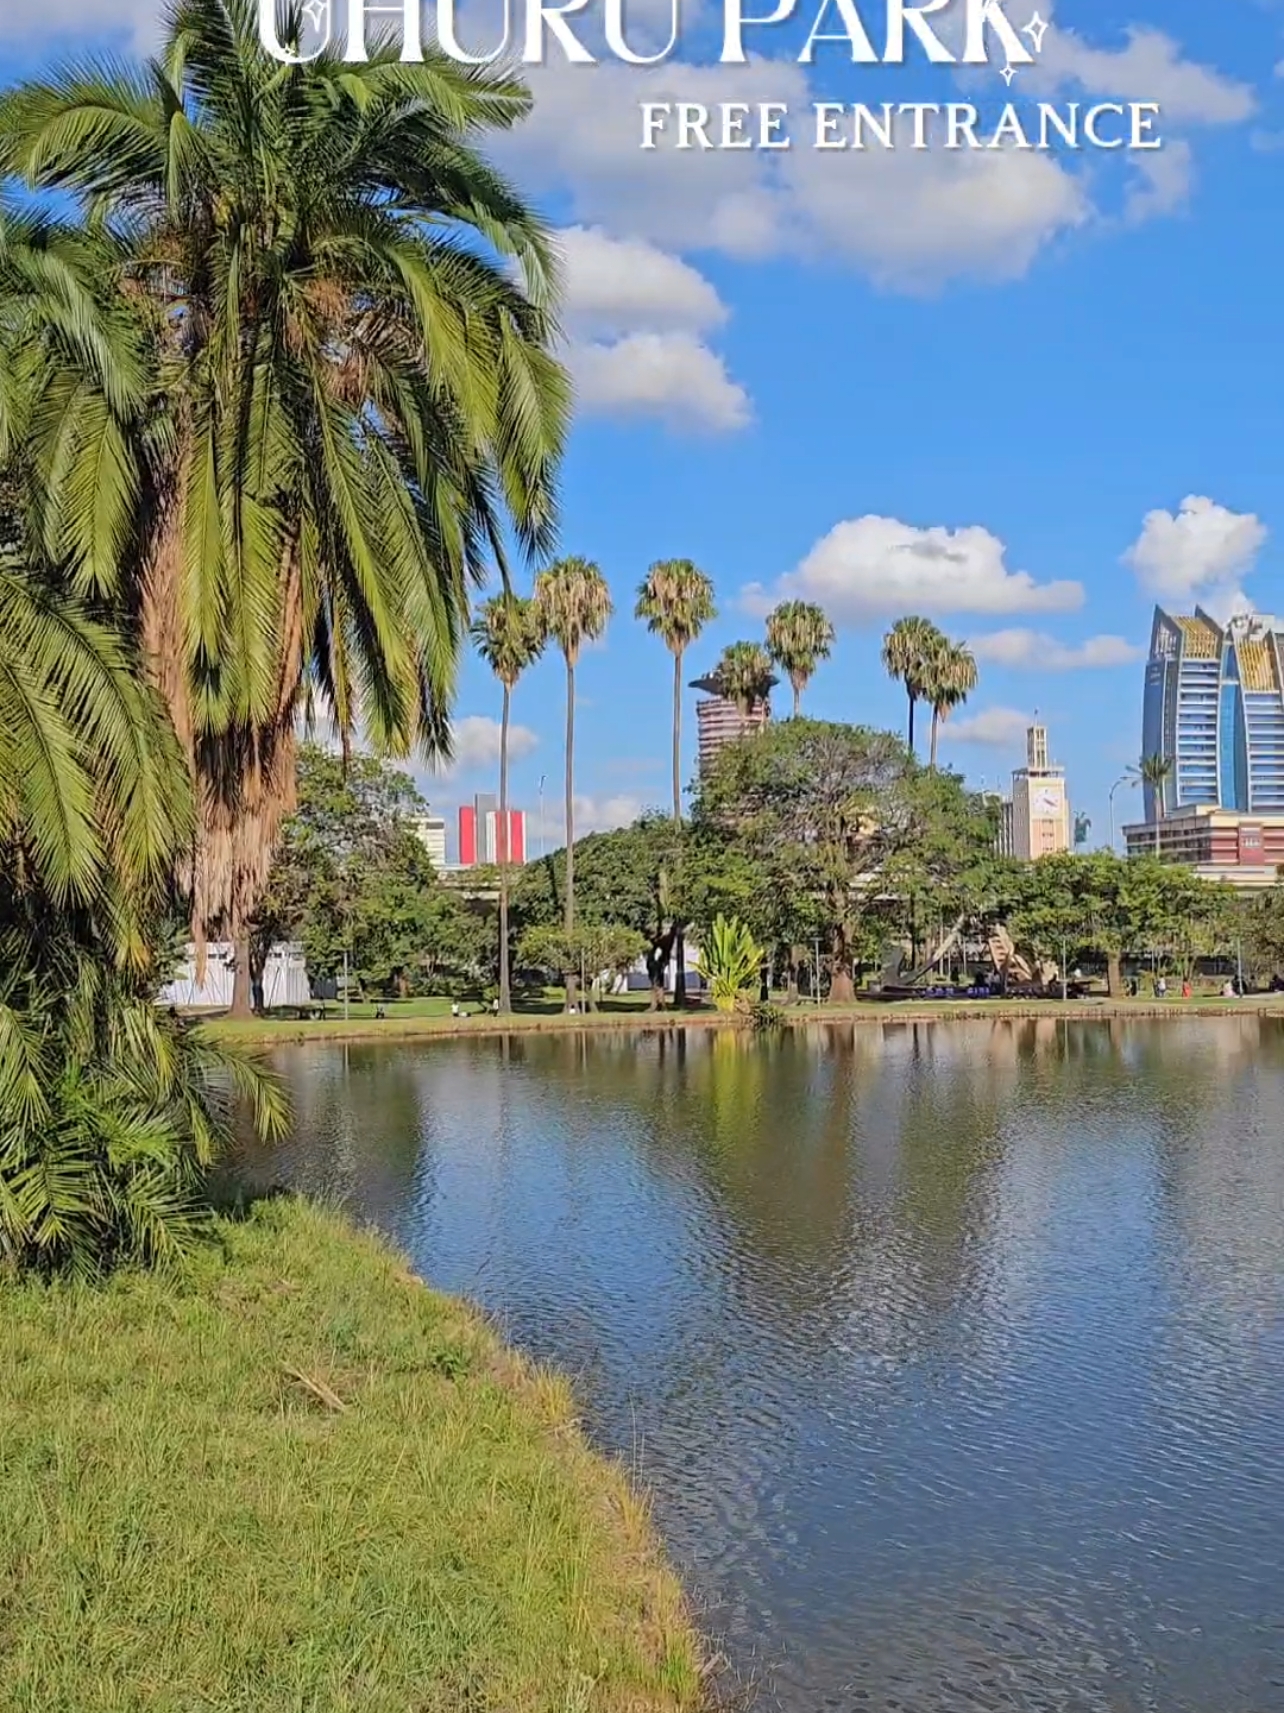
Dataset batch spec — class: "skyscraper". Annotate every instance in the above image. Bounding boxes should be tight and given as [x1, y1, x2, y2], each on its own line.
[690, 670, 776, 779]
[1143, 606, 1284, 819]
[1009, 723, 1070, 860]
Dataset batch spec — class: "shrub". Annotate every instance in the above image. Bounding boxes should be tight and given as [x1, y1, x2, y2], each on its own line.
[697, 914, 765, 1013]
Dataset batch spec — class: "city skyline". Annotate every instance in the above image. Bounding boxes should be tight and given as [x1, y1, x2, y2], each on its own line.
[13, 2, 1280, 849]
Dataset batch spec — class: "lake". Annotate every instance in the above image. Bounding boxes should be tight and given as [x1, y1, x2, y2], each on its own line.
[233, 1017, 1284, 1712]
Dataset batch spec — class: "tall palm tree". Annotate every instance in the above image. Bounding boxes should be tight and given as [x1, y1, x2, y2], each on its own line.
[635, 559, 717, 819]
[766, 600, 834, 717]
[2, 0, 569, 1014]
[1134, 753, 1174, 854]
[717, 641, 776, 716]
[472, 594, 545, 1014]
[635, 560, 716, 1012]
[927, 640, 978, 769]
[881, 616, 945, 755]
[533, 557, 612, 1010]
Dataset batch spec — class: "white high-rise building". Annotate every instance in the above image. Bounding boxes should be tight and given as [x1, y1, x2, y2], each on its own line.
[409, 811, 448, 869]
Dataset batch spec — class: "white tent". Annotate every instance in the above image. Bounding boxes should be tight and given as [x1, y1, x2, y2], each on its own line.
[156, 942, 311, 1011]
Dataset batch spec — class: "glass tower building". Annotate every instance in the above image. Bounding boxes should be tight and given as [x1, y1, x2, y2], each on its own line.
[1143, 607, 1284, 822]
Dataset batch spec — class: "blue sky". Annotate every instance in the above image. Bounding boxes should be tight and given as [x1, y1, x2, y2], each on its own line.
[5, 0, 1283, 857]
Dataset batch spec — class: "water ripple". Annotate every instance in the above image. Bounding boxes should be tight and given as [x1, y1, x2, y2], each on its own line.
[234, 1019, 1284, 1712]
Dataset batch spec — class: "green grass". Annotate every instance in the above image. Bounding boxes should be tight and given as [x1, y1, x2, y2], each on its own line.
[203, 987, 1284, 1047]
[0, 1200, 706, 1713]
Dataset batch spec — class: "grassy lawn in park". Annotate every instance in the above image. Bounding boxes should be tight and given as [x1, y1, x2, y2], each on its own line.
[0, 1199, 706, 1713]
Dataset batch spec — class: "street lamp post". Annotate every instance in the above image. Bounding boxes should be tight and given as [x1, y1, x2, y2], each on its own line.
[537, 774, 545, 860]
[1108, 773, 1133, 853]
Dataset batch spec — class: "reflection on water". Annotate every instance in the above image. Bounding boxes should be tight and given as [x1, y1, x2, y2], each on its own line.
[233, 1018, 1284, 1712]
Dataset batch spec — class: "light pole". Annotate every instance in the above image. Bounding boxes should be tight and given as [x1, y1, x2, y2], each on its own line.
[537, 774, 546, 860]
[1108, 773, 1133, 853]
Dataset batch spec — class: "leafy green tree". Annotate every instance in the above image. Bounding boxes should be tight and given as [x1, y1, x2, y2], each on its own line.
[472, 594, 546, 1013]
[1006, 851, 1223, 994]
[695, 718, 910, 1001]
[765, 600, 834, 717]
[881, 616, 946, 755]
[533, 557, 613, 1008]
[517, 922, 646, 1010]
[3, 0, 568, 1013]
[1239, 884, 1284, 984]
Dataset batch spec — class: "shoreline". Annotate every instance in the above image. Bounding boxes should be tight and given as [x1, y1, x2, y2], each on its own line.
[2, 1198, 709, 1711]
[203, 995, 1284, 1048]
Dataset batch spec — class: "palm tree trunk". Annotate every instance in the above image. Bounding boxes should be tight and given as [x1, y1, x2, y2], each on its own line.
[672, 647, 683, 821]
[564, 659, 578, 1012]
[498, 680, 512, 1014]
[672, 646, 687, 1009]
[907, 690, 916, 754]
[229, 931, 254, 1018]
[793, 683, 801, 718]
[929, 707, 940, 770]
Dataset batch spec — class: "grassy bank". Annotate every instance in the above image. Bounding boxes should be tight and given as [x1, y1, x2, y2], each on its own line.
[0, 1200, 705, 1713]
[204, 993, 1284, 1047]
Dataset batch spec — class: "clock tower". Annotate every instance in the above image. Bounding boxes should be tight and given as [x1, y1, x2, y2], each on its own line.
[1010, 723, 1071, 860]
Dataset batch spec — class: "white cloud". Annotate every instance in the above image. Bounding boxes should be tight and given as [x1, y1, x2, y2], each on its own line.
[743, 517, 1082, 626]
[1031, 23, 1257, 125]
[506, 57, 1089, 294]
[567, 331, 750, 432]
[530, 793, 648, 848]
[555, 227, 750, 433]
[970, 630, 1145, 670]
[432, 714, 538, 779]
[1123, 140, 1195, 224]
[942, 707, 1033, 747]
[557, 225, 725, 338]
[1123, 496, 1268, 614]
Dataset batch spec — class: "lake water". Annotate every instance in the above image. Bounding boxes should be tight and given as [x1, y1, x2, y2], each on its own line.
[233, 1017, 1284, 1712]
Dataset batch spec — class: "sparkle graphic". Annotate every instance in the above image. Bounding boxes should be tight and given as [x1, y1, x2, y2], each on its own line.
[302, 0, 328, 28]
[1023, 11, 1048, 53]
[1000, 61, 1017, 85]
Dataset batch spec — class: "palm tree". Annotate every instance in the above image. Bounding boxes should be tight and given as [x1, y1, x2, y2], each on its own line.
[927, 640, 978, 769]
[533, 557, 613, 1010]
[1134, 753, 1174, 854]
[2, 0, 569, 1015]
[472, 594, 545, 1014]
[766, 600, 834, 717]
[0, 550, 285, 1274]
[635, 559, 717, 820]
[717, 641, 776, 716]
[635, 560, 716, 1011]
[882, 617, 946, 755]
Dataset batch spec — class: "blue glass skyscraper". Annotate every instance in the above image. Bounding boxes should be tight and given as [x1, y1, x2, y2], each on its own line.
[1143, 607, 1284, 822]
